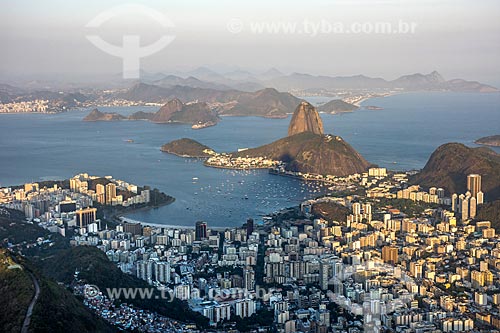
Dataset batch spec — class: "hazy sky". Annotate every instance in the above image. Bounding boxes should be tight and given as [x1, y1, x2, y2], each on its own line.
[1, 0, 500, 85]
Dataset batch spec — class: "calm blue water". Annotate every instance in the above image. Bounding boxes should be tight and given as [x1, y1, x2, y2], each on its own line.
[0, 92, 498, 227]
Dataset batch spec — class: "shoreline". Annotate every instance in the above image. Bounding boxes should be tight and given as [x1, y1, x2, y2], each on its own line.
[109, 197, 175, 222]
[203, 162, 272, 170]
[118, 216, 229, 231]
[161, 150, 210, 159]
[475, 142, 500, 147]
[352, 91, 402, 107]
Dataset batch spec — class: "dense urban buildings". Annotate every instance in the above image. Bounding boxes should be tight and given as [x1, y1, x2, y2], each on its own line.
[2, 169, 497, 332]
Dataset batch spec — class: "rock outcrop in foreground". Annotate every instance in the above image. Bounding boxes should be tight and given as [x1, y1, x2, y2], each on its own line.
[411, 143, 500, 200]
[288, 101, 324, 136]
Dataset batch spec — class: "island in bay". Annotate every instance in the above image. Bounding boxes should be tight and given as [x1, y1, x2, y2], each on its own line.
[83, 99, 220, 129]
[161, 101, 371, 177]
[475, 135, 500, 147]
[160, 138, 215, 158]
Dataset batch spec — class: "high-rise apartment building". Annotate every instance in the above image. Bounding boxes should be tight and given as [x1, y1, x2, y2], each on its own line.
[461, 197, 469, 220]
[76, 207, 97, 229]
[477, 191, 484, 205]
[105, 183, 116, 205]
[96, 183, 105, 204]
[467, 174, 482, 198]
[382, 246, 398, 265]
[195, 221, 208, 241]
[246, 218, 254, 240]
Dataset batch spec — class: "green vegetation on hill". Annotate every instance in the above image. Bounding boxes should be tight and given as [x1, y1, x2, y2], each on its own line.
[0, 249, 34, 332]
[375, 198, 439, 218]
[0, 249, 113, 333]
[1, 203, 213, 330]
[411, 143, 500, 200]
[476, 200, 500, 230]
[30, 272, 114, 333]
[311, 201, 350, 223]
[161, 138, 214, 157]
[11, 179, 70, 191]
[0, 211, 69, 255]
[40, 246, 209, 329]
[234, 308, 274, 332]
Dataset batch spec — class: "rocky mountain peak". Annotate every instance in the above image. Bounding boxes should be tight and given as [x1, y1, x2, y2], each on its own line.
[287, 101, 324, 136]
[151, 98, 184, 123]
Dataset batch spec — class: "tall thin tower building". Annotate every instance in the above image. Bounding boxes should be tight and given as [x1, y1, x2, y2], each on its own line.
[462, 197, 469, 221]
[195, 221, 208, 241]
[105, 183, 117, 205]
[470, 197, 477, 219]
[96, 184, 105, 204]
[451, 193, 458, 212]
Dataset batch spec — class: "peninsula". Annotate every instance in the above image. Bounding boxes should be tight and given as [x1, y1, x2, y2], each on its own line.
[475, 135, 500, 147]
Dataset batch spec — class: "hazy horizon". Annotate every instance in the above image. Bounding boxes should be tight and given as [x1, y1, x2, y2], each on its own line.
[2, 0, 500, 86]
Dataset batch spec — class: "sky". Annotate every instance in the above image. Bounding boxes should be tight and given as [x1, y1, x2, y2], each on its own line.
[1, 0, 500, 85]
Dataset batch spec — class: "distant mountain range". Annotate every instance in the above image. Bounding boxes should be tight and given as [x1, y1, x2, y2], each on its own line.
[262, 71, 498, 92]
[1, 69, 497, 115]
[0, 82, 89, 107]
[133, 68, 497, 93]
[114, 84, 303, 118]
